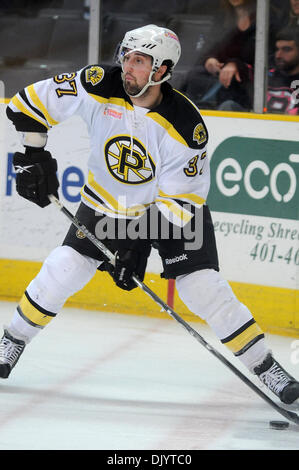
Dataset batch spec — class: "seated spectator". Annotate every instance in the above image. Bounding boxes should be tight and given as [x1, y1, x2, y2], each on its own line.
[184, 0, 277, 111]
[288, 0, 299, 26]
[267, 26, 299, 115]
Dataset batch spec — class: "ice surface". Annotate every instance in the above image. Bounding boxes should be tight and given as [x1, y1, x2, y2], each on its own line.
[0, 300, 298, 450]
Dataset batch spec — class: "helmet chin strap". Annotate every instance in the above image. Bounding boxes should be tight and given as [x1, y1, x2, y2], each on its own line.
[121, 70, 171, 98]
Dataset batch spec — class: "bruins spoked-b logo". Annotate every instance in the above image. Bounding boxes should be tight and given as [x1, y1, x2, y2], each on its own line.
[193, 123, 207, 146]
[85, 66, 104, 86]
[104, 135, 156, 184]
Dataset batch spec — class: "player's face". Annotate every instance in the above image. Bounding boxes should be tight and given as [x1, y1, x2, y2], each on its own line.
[122, 51, 153, 96]
[275, 40, 299, 72]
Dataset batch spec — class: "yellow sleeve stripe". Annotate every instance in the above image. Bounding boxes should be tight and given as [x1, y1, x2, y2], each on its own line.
[27, 84, 59, 127]
[18, 293, 56, 328]
[155, 198, 193, 223]
[158, 189, 205, 206]
[11, 96, 50, 129]
[147, 112, 188, 147]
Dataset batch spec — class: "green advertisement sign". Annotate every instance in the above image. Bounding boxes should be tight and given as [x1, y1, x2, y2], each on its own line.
[208, 137, 299, 220]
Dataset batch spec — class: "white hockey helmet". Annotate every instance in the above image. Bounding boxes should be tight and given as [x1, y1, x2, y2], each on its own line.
[117, 24, 181, 97]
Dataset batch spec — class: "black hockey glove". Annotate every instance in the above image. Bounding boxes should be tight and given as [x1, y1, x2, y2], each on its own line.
[13, 149, 59, 208]
[113, 247, 150, 291]
[104, 241, 151, 291]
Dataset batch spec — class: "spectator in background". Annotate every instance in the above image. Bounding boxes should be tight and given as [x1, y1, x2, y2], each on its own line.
[267, 26, 299, 115]
[184, 0, 277, 111]
[288, 0, 299, 26]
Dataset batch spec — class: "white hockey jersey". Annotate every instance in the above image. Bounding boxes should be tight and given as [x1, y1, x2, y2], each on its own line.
[7, 64, 210, 227]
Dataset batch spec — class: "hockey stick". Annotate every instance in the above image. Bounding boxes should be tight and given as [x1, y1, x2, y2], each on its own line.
[49, 194, 299, 426]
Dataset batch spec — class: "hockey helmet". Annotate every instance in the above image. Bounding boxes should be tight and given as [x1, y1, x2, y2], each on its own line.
[117, 24, 181, 95]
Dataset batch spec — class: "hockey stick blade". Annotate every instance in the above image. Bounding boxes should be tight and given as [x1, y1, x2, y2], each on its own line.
[49, 194, 299, 426]
[132, 276, 299, 426]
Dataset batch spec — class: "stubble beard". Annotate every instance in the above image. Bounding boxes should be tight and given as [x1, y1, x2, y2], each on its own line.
[122, 73, 150, 97]
[123, 79, 142, 96]
[276, 57, 299, 74]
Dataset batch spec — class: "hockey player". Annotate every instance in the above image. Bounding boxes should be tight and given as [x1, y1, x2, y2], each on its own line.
[1, 24, 299, 406]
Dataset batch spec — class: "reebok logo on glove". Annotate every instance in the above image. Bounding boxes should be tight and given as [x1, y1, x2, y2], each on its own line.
[13, 149, 59, 208]
[14, 165, 34, 174]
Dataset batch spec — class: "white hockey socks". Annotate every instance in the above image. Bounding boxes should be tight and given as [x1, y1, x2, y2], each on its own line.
[176, 269, 270, 372]
[8, 246, 100, 343]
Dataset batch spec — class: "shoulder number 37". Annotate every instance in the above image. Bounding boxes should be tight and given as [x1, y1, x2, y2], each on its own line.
[184, 151, 206, 177]
[54, 73, 78, 98]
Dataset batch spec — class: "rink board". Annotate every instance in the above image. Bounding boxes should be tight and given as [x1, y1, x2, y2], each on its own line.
[0, 99, 298, 337]
[0, 258, 297, 337]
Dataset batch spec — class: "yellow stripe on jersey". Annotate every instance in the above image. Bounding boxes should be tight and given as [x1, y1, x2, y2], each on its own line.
[82, 172, 151, 217]
[27, 84, 59, 127]
[11, 96, 50, 129]
[147, 112, 188, 147]
[88, 171, 125, 211]
[86, 173, 198, 222]
[155, 198, 193, 224]
[221, 320, 264, 356]
[87, 93, 134, 111]
[18, 291, 57, 328]
[80, 188, 111, 213]
[81, 188, 149, 217]
[87, 171, 150, 215]
[158, 189, 205, 207]
[174, 88, 201, 114]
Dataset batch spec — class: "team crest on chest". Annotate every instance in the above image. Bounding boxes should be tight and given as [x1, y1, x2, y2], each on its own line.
[104, 135, 156, 185]
[85, 66, 104, 86]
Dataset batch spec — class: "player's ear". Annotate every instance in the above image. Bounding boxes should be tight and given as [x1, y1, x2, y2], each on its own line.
[153, 65, 167, 82]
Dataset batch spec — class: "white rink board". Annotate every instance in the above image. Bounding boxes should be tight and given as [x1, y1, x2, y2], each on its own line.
[0, 104, 298, 289]
[212, 212, 298, 289]
[203, 115, 299, 290]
